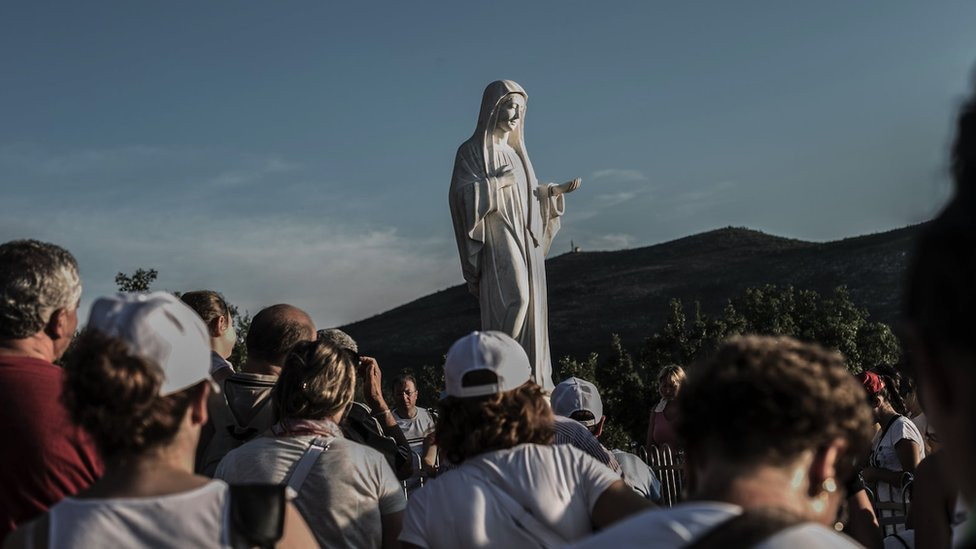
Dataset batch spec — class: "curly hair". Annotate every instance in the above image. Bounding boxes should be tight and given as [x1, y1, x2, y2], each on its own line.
[436, 382, 554, 465]
[62, 329, 202, 460]
[272, 339, 357, 422]
[0, 239, 81, 339]
[678, 335, 874, 469]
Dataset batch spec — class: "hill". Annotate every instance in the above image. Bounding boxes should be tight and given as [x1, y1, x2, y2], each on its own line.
[340, 224, 921, 372]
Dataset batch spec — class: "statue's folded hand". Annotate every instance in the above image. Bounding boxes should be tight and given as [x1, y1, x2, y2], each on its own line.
[491, 165, 516, 189]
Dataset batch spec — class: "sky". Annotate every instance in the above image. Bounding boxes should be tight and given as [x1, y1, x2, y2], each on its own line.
[2, 2, 975, 328]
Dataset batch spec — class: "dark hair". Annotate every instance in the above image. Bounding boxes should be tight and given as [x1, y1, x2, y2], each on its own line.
[61, 329, 204, 460]
[678, 335, 874, 469]
[871, 364, 913, 416]
[272, 340, 357, 422]
[246, 304, 314, 364]
[436, 382, 554, 464]
[0, 239, 81, 338]
[392, 372, 417, 392]
[180, 290, 231, 330]
[906, 94, 976, 359]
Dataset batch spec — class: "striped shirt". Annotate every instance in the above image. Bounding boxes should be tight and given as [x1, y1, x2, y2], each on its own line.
[553, 415, 621, 473]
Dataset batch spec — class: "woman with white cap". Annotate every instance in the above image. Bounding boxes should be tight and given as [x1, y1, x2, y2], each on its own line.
[399, 330, 651, 549]
[3, 292, 315, 549]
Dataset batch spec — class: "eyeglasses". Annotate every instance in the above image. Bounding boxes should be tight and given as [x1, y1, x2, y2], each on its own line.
[398, 390, 417, 396]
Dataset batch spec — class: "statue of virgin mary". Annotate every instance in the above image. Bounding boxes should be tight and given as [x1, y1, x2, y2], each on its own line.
[449, 80, 581, 391]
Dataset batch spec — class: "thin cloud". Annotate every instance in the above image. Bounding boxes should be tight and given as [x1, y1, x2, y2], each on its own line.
[590, 168, 649, 182]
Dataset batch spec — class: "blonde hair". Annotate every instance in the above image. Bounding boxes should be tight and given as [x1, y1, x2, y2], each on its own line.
[272, 340, 357, 421]
[657, 364, 686, 385]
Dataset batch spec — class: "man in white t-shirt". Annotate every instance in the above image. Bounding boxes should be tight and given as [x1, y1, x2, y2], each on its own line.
[551, 377, 661, 501]
[399, 331, 651, 549]
[392, 373, 436, 484]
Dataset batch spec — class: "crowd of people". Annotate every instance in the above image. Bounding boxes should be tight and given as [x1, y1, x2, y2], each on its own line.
[3, 91, 976, 549]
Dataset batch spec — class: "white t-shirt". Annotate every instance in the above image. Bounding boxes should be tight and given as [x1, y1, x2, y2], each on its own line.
[870, 415, 926, 503]
[215, 433, 406, 549]
[48, 481, 231, 548]
[394, 407, 436, 456]
[611, 449, 661, 501]
[399, 443, 620, 548]
[565, 501, 862, 549]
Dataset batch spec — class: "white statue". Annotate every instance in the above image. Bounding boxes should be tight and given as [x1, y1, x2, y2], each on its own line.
[449, 80, 581, 392]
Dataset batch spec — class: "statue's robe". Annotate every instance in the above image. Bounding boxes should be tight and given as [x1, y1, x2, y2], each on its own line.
[448, 80, 565, 391]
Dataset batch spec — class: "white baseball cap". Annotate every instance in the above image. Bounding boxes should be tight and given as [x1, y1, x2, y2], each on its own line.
[87, 291, 215, 396]
[551, 377, 604, 427]
[444, 331, 531, 398]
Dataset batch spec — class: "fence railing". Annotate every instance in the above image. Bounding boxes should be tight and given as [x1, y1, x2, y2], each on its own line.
[641, 443, 684, 507]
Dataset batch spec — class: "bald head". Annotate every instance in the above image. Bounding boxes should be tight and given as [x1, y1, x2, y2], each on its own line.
[245, 304, 315, 366]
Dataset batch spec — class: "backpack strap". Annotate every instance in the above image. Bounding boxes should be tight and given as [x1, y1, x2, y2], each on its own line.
[284, 436, 332, 499]
[467, 458, 569, 548]
[685, 507, 806, 549]
[228, 484, 286, 549]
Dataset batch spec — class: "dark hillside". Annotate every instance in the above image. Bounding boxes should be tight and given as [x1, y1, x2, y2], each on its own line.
[341, 224, 922, 372]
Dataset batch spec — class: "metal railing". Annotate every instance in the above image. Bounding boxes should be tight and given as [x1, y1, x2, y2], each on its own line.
[640, 443, 684, 507]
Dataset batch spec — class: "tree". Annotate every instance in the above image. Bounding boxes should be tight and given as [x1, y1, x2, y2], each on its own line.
[578, 284, 901, 449]
[114, 268, 158, 292]
[228, 306, 251, 367]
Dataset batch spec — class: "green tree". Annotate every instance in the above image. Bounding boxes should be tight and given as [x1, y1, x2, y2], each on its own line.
[114, 268, 158, 292]
[228, 306, 251, 367]
[612, 284, 902, 447]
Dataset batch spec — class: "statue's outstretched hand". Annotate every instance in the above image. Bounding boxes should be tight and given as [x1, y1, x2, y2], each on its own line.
[551, 177, 582, 196]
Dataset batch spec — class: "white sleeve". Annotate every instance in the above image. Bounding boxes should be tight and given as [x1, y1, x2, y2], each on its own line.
[398, 492, 430, 548]
[568, 447, 625, 513]
[894, 417, 925, 450]
[376, 456, 407, 515]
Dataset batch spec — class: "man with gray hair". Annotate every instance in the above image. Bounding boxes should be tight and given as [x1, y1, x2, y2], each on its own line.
[0, 240, 102, 541]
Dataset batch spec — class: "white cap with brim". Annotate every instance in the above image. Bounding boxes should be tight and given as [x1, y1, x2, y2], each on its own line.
[87, 291, 215, 396]
[551, 377, 604, 427]
[444, 330, 531, 398]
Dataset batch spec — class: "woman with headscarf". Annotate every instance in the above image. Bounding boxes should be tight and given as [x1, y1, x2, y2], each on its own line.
[449, 80, 581, 392]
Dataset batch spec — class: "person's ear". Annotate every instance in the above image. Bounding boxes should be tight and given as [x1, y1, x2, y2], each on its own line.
[871, 394, 884, 410]
[45, 308, 72, 342]
[209, 315, 227, 338]
[808, 438, 845, 498]
[190, 381, 211, 426]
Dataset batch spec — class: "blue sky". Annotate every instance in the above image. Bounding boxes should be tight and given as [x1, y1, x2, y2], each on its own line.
[2, 2, 974, 327]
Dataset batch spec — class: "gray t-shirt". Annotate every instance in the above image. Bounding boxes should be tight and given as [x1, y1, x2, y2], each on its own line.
[215, 433, 406, 548]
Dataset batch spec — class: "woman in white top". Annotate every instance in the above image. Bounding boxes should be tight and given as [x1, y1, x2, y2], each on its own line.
[399, 331, 651, 549]
[3, 292, 314, 549]
[858, 370, 925, 514]
[216, 339, 406, 549]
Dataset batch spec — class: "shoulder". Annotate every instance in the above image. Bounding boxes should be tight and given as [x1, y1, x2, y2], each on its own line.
[416, 407, 435, 424]
[567, 502, 740, 548]
[761, 523, 862, 548]
[893, 416, 924, 443]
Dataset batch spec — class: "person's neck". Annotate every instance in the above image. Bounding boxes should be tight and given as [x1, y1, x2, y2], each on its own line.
[396, 405, 417, 419]
[492, 128, 511, 146]
[242, 358, 281, 377]
[209, 339, 232, 361]
[694, 463, 811, 519]
[878, 406, 900, 426]
[80, 443, 203, 499]
[0, 336, 56, 362]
